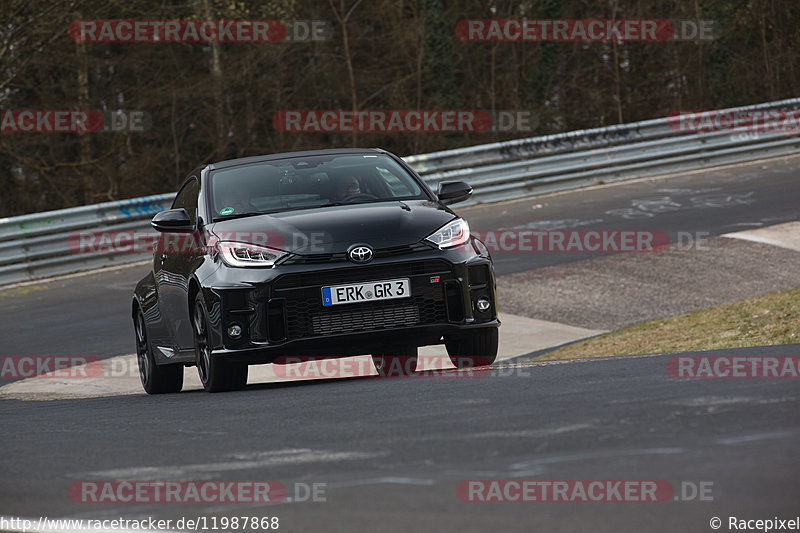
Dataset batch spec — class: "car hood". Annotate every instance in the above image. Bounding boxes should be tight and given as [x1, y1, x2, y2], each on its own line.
[209, 200, 456, 254]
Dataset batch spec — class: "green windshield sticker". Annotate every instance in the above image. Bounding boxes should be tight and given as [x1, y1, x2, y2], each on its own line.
[220, 207, 234, 215]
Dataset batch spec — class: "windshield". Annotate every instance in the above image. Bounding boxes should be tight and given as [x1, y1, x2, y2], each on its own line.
[210, 153, 428, 220]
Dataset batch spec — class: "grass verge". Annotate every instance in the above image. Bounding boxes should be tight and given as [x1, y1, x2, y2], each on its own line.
[534, 285, 800, 361]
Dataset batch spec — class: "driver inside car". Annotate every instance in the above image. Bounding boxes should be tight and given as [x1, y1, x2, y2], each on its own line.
[335, 175, 361, 201]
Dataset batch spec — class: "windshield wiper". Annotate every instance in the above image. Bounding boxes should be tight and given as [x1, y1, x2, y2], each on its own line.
[312, 200, 381, 209]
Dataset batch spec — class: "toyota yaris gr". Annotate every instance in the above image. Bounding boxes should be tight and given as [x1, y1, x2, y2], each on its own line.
[133, 148, 499, 393]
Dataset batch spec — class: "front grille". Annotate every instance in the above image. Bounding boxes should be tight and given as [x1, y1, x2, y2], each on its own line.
[274, 260, 451, 290]
[282, 243, 431, 266]
[271, 260, 452, 340]
[310, 302, 420, 336]
[283, 252, 346, 265]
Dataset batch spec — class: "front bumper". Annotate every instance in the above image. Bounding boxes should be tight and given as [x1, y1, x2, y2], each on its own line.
[201, 246, 499, 363]
[213, 320, 500, 365]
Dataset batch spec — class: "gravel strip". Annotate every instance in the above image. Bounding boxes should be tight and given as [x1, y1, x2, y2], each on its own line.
[497, 237, 800, 331]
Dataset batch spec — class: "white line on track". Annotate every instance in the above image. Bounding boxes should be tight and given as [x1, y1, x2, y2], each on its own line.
[723, 221, 800, 252]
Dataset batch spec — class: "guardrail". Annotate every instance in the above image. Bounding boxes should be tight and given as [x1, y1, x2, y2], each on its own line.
[1, 98, 798, 285]
[405, 97, 800, 205]
[0, 195, 174, 285]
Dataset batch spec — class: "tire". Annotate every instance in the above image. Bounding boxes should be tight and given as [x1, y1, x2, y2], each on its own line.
[134, 308, 183, 394]
[372, 346, 418, 377]
[445, 327, 498, 369]
[193, 294, 248, 392]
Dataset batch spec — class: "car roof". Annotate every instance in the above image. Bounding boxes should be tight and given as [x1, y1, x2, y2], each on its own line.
[208, 148, 390, 171]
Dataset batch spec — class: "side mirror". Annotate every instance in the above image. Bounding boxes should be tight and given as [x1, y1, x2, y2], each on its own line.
[437, 180, 473, 205]
[151, 208, 194, 232]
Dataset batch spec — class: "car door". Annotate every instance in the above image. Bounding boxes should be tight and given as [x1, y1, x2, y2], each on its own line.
[155, 176, 201, 360]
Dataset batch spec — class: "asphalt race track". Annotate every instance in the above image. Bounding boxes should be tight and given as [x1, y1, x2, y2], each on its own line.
[1, 346, 799, 532]
[1, 156, 799, 532]
[2, 156, 799, 360]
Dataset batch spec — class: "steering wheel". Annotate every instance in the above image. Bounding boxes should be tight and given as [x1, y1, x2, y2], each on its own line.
[341, 193, 377, 203]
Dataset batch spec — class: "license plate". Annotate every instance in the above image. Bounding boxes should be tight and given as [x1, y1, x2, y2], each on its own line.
[322, 278, 410, 306]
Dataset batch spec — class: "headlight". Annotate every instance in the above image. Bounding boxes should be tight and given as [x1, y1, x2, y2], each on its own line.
[217, 241, 288, 267]
[425, 218, 470, 249]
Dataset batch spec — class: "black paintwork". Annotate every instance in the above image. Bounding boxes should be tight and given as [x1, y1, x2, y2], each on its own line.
[133, 148, 499, 368]
[150, 208, 193, 232]
[437, 180, 473, 205]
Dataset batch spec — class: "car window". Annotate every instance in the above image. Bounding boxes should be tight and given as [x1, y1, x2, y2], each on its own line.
[209, 154, 426, 219]
[172, 177, 199, 225]
[376, 165, 415, 196]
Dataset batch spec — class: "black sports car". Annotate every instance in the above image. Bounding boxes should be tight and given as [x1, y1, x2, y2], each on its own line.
[133, 148, 499, 393]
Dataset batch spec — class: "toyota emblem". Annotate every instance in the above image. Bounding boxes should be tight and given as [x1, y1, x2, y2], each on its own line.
[348, 245, 374, 264]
